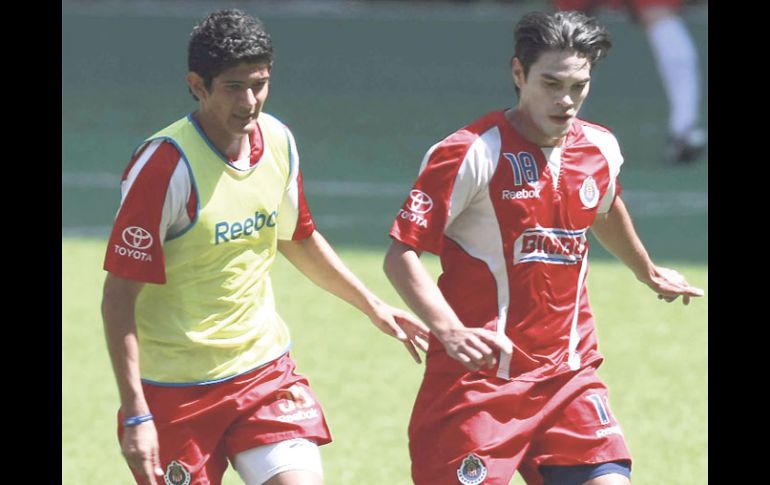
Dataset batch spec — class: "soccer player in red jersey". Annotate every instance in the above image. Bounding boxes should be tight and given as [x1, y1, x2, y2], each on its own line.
[553, 0, 707, 164]
[384, 11, 703, 485]
[101, 9, 427, 485]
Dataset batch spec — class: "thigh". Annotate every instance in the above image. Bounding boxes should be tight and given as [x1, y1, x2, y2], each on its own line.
[520, 366, 632, 484]
[409, 372, 542, 485]
[224, 353, 332, 458]
[118, 385, 231, 485]
[233, 438, 323, 485]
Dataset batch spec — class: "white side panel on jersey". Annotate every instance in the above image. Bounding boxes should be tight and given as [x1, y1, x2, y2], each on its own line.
[567, 255, 590, 370]
[277, 127, 301, 240]
[163, 161, 193, 242]
[540, 146, 563, 190]
[442, 127, 514, 380]
[121, 139, 163, 203]
[581, 125, 624, 214]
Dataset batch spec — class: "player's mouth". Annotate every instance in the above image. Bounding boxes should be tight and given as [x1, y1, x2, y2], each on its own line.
[234, 113, 258, 123]
[549, 114, 573, 124]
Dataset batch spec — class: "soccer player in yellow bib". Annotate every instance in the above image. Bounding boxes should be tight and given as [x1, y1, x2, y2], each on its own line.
[101, 9, 428, 485]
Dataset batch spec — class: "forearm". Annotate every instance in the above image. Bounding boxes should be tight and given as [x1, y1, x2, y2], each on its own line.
[591, 196, 655, 282]
[383, 242, 464, 337]
[277, 231, 381, 316]
[101, 274, 149, 416]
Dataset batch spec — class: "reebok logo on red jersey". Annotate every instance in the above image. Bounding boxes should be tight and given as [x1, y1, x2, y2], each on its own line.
[502, 187, 541, 200]
[513, 227, 587, 265]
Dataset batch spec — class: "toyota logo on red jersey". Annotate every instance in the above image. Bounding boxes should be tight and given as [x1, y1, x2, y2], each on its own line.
[122, 226, 153, 250]
[408, 190, 433, 214]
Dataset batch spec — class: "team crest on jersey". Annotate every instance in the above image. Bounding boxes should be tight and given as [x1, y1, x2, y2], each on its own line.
[456, 453, 487, 485]
[164, 460, 191, 485]
[579, 176, 599, 208]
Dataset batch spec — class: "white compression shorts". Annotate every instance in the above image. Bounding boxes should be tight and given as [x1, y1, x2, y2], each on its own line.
[232, 438, 323, 484]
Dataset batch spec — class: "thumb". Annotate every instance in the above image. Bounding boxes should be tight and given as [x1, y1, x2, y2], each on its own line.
[154, 450, 164, 478]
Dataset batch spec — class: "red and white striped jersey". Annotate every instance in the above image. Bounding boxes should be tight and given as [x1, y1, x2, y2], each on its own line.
[390, 110, 623, 381]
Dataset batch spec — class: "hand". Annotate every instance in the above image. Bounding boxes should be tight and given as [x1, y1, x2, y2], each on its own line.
[642, 265, 704, 305]
[121, 421, 164, 485]
[436, 327, 513, 372]
[367, 302, 430, 363]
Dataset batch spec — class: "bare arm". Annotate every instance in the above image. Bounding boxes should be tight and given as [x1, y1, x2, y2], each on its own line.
[591, 196, 704, 304]
[277, 230, 429, 362]
[383, 240, 512, 371]
[101, 273, 163, 484]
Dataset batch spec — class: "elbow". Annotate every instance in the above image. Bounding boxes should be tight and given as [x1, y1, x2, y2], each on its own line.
[383, 241, 418, 282]
[383, 245, 397, 281]
[383, 241, 406, 282]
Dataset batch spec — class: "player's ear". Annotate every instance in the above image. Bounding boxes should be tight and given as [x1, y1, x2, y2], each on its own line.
[186, 72, 208, 101]
[511, 57, 525, 89]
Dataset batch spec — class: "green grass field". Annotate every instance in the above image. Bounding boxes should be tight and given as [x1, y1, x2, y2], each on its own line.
[62, 240, 706, 484]
[62, 1, 707, 483]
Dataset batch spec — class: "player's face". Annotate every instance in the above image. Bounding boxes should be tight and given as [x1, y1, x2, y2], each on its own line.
[511, 50, 591, 146]
[190, 62, 271, 140]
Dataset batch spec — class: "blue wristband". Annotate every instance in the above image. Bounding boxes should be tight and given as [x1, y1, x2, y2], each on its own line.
[123, 413, 153, 427]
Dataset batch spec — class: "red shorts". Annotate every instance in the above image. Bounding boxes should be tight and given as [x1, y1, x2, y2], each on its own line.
[117, 352, 331, 485]
[554, 0, 681, 17]
[408, 363, 631, 485]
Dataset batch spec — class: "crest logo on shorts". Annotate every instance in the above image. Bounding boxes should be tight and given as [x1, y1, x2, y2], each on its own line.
[456, 453, 487, 485]
[164, 460, 191, 485]
[579, 176, 599, 209]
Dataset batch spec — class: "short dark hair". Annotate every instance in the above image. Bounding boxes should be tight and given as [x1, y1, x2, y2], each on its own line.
[513, 11, 611, 93]
[187, 9, 273, 100]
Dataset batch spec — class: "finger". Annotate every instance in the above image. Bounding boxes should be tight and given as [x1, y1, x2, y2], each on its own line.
[414, 335, 429, 352]
[153, 447, 164, 480]
[475, 330, 513, 355]
[395, 312, 430, 334]
[394, 313, 431, 338]
[466, 335, 495, 368]
[139, 457, 158, 485]
[457, 353, 480, 371]
[462, 344, 485, 364]
[403, 341, 422, 364]
[381, 318, 408, 340]
[684, 285, 704, 297]
[683, 295, 690, 306]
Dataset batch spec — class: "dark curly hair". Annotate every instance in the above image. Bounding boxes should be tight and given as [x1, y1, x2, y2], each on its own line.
[513, 11, 612, 95]
[187, 9, 273, 100]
